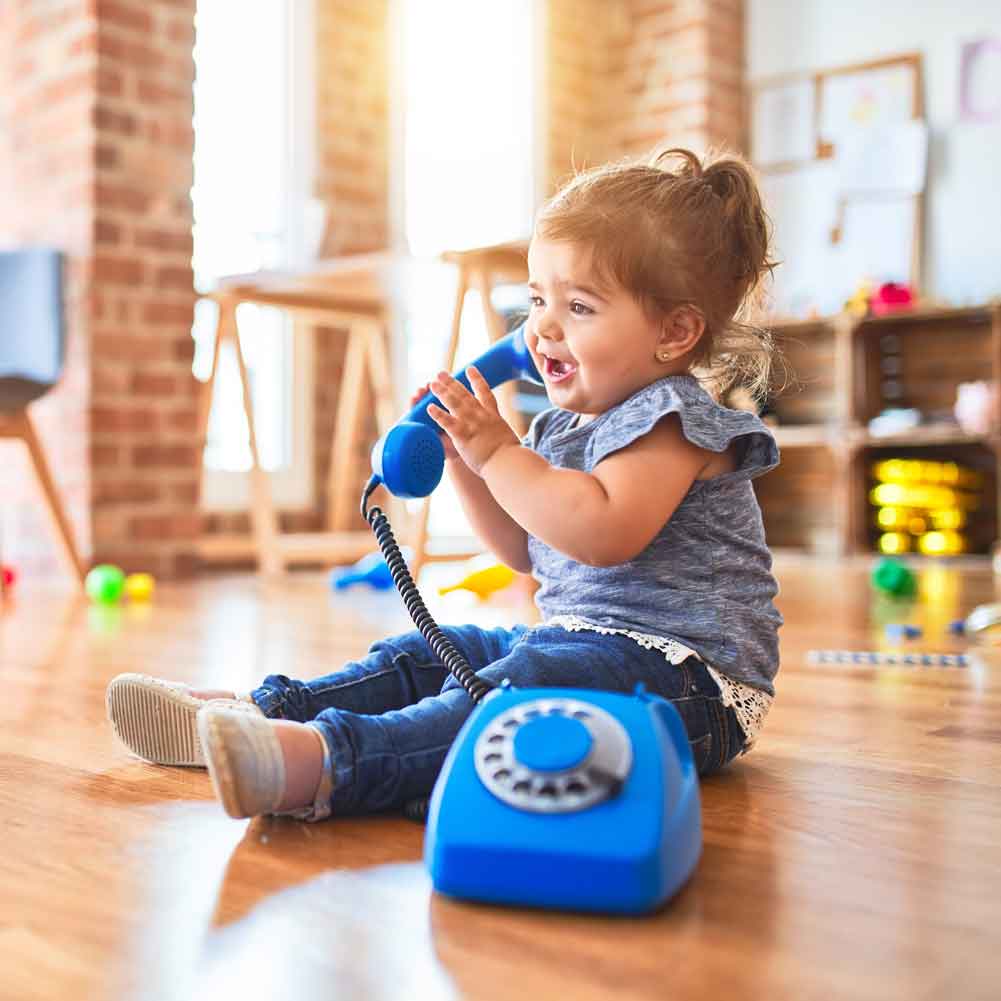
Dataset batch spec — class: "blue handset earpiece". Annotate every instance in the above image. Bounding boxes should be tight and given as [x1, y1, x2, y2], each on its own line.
[369, 321, 542, 498]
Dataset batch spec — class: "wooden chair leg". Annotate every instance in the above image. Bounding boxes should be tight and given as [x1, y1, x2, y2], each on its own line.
[16, 411, 86, 588]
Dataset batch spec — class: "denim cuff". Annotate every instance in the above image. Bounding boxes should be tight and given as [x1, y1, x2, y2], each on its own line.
[248, 685, 286, 719]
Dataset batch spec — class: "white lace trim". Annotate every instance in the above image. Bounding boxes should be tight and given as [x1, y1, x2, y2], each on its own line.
[542, 614, 772, 750]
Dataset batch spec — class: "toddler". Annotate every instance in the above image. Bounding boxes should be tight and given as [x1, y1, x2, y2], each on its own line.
[107, 147, 782, 822]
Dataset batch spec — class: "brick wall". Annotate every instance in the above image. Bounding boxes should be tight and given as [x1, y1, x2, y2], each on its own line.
[90, 0, 200, 577]
[546, 0, 747, 191]
[1, 0, 199, 581]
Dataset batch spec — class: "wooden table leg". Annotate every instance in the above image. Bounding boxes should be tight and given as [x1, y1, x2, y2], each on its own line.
[473, 267, 526, 436]
[195, 297, 228, 507]
[328, 323, 369, 534]
[410, 267, 470, 579]
[229, 312, 282, 575]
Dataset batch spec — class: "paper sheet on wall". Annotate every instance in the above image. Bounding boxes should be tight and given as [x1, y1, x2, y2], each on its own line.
[836, 120, 928, 196]
[762, 165, 916, 318]
[752, 79, 816, 167]
[819, 63, 917, 144]
[762, 163, 842, 317]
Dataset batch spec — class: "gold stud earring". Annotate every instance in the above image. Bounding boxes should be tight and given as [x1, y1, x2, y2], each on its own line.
[657, 351, 672, 363]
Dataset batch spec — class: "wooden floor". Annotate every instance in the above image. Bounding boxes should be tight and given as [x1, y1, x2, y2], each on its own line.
[2, 558, 1000, 1001]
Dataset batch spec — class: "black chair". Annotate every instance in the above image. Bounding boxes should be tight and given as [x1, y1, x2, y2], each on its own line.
[0, 248, 85, 589]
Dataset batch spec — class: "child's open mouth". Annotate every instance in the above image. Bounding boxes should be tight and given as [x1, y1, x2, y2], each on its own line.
[543, 354, 578, 384]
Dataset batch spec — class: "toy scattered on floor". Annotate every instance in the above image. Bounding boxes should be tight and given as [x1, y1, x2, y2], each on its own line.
[808, 650, 969, 667]
[124, 572, 155, 602]
[85, 564, 126, 604]
[948, 619, 966, 635]
[438, 559, 516, 600]
[871, 558, 917, 597]
[331, 552, 394, 591]
[962, 603, 1001, 634]
[884, 623, 923, 641]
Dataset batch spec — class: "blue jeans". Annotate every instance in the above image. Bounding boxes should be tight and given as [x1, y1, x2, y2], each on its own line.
[251, 624, 746, 816]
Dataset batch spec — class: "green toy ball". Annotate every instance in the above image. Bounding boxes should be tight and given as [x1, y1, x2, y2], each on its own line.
[871, 558, 916, 598]
[85, 564, 126, 604]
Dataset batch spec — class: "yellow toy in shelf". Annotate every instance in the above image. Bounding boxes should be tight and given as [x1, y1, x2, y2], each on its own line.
[438, 558, 517, 600]
[871, 457, 984, 556]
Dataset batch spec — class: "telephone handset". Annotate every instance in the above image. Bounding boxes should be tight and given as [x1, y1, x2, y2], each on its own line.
[370, 321, 542, 500]
[360, 319, 701, 914]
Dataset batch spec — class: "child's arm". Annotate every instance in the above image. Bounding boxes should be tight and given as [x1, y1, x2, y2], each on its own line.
[445, 454, 531, 572]
[427, 369, 709, 568]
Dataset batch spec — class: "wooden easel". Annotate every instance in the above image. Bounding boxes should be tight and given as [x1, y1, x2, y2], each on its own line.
[0, 410, 86, 589]
[196, 256, 406, 575]
[408, 241, 530, 578]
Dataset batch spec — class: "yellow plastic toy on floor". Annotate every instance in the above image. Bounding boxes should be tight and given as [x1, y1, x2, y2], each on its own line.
[438, 557, 516, 600]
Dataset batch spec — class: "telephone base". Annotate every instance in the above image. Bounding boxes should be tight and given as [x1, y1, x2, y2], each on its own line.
[424, 684, 702, 914]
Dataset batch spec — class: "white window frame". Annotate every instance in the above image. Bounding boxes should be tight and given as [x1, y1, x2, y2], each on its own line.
[194, 0, 316, 513]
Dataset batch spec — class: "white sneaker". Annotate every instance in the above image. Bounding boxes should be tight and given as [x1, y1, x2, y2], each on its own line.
[197, 705, 286, 818]
[106, 673, 261, 767]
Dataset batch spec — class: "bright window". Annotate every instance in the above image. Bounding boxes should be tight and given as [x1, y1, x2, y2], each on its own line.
[397, 0, 541, 544]
[191, 0, 316, 509]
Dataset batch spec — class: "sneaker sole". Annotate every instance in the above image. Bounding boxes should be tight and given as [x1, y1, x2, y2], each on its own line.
[106, 674, 256, 767]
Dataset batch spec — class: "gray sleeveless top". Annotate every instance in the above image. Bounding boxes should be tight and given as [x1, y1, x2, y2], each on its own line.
[523, 374, 783, 695]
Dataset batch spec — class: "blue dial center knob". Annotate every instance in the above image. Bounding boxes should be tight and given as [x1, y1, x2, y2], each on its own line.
[512, 715, 593, 772]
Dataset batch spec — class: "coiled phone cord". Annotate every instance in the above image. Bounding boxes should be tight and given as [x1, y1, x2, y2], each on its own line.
[362, 476, 497, 824]
[362, 475, 497, 706]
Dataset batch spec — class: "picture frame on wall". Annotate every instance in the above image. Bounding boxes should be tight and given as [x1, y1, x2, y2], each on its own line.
[751, 53, 926, 320]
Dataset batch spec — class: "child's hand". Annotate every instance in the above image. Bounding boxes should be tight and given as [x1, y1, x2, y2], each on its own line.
[410, 382, 458, 459]
[425, 368, 520, 476]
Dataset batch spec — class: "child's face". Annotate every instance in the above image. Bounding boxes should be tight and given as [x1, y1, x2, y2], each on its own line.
[526, 238, 667, 421]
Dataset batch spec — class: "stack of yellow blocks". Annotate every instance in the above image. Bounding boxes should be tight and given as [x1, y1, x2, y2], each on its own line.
[871, 458, 984, 556]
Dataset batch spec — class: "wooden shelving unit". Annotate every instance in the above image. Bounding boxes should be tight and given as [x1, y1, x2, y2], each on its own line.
[755, 303, 1001, 556]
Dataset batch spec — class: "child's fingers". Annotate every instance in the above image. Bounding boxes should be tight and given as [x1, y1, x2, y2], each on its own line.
[431, 372, 471, 411]
[467, 367, 498, 410]
[426, 402, 455, 431]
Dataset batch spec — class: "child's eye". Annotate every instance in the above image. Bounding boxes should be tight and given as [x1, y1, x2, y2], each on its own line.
[529, 295, 544, 308]
[570, 300, 594, 315]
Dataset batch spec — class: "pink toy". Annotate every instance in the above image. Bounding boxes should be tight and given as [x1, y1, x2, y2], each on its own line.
[870, 282, 914, 316]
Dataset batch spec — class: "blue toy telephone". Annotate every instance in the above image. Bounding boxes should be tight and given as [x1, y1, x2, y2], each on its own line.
[360, 322, 702, 914]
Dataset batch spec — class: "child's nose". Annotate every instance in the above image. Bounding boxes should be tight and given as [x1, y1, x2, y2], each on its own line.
[536, 315, 564, 342]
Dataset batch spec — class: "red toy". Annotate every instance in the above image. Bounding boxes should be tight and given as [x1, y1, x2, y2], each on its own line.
[1, 564, 15, 591]
[870, 282, 914, 316]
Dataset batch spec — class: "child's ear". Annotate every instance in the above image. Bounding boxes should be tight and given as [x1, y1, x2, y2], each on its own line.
[659, 305, 706, 356]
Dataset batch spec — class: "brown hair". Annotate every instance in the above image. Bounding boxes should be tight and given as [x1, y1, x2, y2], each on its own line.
[535, 147, 780, 402]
